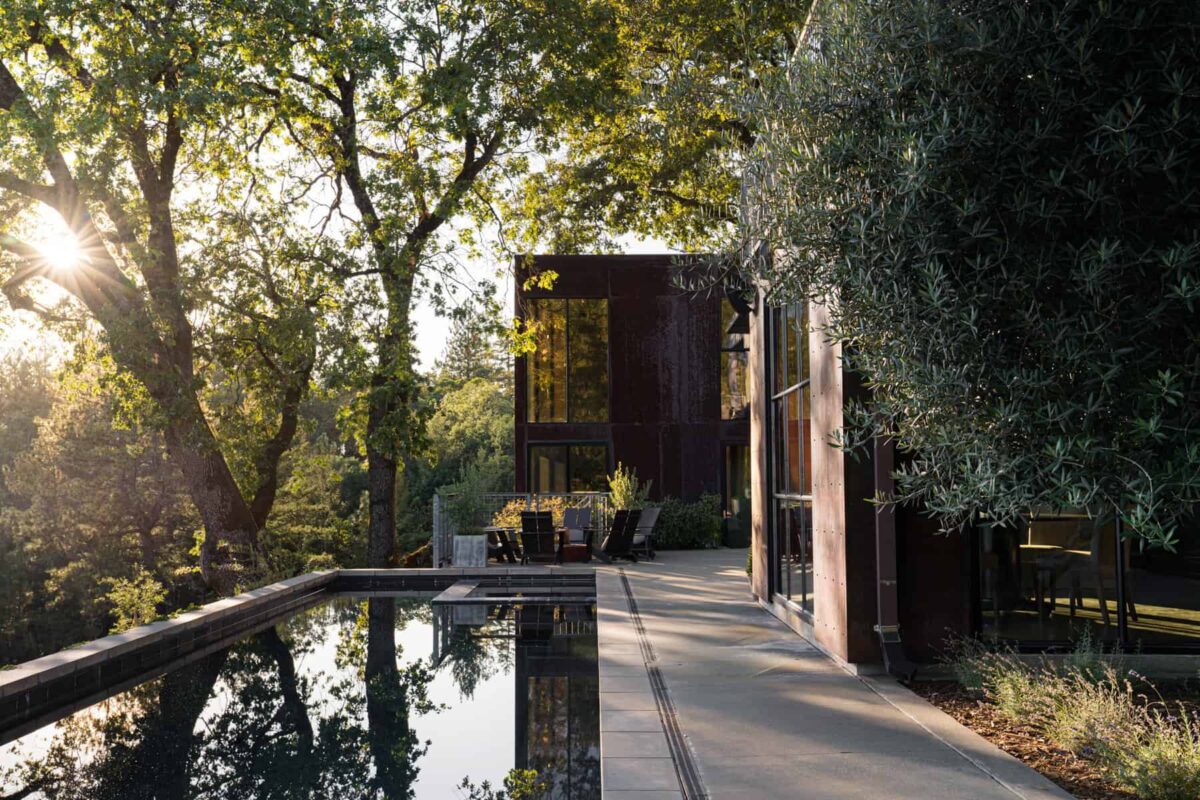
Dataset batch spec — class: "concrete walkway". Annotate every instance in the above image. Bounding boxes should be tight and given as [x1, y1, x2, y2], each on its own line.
[596, 549, 1071, 800]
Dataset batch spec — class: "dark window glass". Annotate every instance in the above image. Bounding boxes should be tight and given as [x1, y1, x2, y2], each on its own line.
[567, 299, 609, 422]
[527, 300, 567, 422]
[569, 445, 609, 491]
[977, 511, 1200, 650]
[529, 443, 609, 494]
[530, 445, 569, 493]
[526, 298, 608, 423]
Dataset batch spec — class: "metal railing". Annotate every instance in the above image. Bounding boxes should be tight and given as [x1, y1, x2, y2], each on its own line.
[432, 492, 611, 567]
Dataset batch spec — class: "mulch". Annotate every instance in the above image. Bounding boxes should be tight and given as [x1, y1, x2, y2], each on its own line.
[906, 681, 1137, 800]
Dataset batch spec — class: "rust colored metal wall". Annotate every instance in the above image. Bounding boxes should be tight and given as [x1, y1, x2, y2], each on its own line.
[513, 255, 748, 501]
[749, 291, 771, 600]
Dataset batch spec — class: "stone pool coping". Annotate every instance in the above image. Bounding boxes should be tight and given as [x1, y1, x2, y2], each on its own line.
[594, 569, 691, 800]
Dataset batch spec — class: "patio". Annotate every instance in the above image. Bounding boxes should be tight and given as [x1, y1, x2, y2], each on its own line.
[595, 549, 1071, 799]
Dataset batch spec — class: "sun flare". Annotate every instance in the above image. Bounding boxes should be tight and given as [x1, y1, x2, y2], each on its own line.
[36, 234, 85, 271]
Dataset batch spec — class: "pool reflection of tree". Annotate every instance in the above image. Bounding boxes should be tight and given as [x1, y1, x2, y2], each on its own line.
[0, 598, 492, 800]
[1, 601, 601, 800]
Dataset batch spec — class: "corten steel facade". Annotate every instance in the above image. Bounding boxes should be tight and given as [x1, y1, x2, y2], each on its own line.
[514, 255, 749, 503]
[748, 295, 1200, 669]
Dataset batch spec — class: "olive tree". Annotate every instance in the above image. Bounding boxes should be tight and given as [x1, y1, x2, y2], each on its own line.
[740, 0, 1200, 546]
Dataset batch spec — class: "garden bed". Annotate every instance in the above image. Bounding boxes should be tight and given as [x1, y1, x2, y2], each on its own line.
[909, 680, 1136, 799]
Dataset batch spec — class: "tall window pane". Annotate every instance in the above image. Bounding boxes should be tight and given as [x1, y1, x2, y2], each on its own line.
[527, 300, 567, 422]
[530, 445, 569, 492]
[567, 299, 609, 422]
[721, 298, 749, 420]
[529, 444, 609, 494]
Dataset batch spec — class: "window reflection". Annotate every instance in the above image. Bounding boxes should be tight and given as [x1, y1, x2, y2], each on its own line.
[720, 299, 749, 420]
[526, 299, 608, 423]
[768, 303, 814, 617]
[529, 444, 609, 494]
[977, 512, 1200, 649]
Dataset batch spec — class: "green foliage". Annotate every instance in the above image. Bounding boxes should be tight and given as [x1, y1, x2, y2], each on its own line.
[491, 497, 571, 531]
[608, 462, 652, 510]
[458, 770, 546, 800]
[740, 0, 1200, 546]
[946, 634, 1200, 798]
[1104, 708, 1200, 800]
[510, 0, 811, 252]
[654, 493, 722, 550]
[104, 568, 167, 634]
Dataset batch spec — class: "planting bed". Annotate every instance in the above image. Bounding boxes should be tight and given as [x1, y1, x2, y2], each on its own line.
[910, 680, 1200, 800]
[910, 681, 1132, 799]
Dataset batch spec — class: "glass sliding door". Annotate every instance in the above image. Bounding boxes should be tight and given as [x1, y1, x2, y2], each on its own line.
[767, 303, 814, 615]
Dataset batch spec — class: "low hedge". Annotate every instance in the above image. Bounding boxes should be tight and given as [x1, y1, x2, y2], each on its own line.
[652, 493, 722, 550]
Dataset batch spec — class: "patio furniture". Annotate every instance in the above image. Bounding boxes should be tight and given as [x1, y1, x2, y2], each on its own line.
[1058, 518, 1137, 626]
[520, 511, 562, 564]
[561, 508, 594, 563]
[631, 506, 661, 560]
[484, 526, 519, 564]
[602, 509, 642, 562]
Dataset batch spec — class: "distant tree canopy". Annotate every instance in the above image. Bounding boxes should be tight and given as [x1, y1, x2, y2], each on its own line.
[741, 0, 1200, 546]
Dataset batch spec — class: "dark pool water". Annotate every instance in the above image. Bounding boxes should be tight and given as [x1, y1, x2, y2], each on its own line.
[0, 598, 599, 799]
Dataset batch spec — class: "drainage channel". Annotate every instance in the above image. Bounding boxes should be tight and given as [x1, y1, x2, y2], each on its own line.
[619, 568, 708, 800]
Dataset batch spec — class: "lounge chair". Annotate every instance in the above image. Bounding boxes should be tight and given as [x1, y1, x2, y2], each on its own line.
[631, 506, 661, 560]
[520, 511, 560, 564]
[602, 509, 642, 562]
[561, 508, 594, 562]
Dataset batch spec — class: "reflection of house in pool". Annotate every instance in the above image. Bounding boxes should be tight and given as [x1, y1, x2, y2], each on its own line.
[435, 603, 600, 799]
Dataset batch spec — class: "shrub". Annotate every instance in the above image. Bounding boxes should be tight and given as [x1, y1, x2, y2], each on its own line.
[609, 462, 651, 510]
[1102, 707, 1200, 800]
[491, 496, 571, 530]
[1044, 667, 1140, 756]
[654, 494, 722, 550]
[740, 0, 1200, 546]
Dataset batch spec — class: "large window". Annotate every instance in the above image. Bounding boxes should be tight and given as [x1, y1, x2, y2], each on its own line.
[526, 299, 609, 423]
[977, 510, 1200, 651]
[720, 298, 749, 420]
[767, 304, 813, 614]
[529, 444, 610, 493]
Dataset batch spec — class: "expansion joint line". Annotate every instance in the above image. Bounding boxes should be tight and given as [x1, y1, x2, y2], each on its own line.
[618, 568, 708, 800]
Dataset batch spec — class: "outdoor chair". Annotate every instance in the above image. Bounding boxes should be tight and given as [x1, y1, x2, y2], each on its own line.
[520, 511, 560, 564]
[631, 506, 661, 560]
[602, 509, 642, 562]
[561, 507, 594, 563]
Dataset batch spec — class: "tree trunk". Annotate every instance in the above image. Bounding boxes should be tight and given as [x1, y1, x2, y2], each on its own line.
[366, 394, 398, 569]
[161, 400, 265, 595]
[365, 597, 417, 798]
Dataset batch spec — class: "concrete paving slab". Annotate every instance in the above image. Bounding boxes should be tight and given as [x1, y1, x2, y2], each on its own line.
[601, 549, 1071, 800]
[601, 731, 673, 759]
[601, 757, 679, 791]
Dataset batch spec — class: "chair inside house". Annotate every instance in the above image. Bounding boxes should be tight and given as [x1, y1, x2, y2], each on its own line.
[602, 509, 642, 562]
[631, 506, 661, 560]
[1058, 517, 1137, 626]
[560, 507, 594, 563]
[519, 511, 560, 564]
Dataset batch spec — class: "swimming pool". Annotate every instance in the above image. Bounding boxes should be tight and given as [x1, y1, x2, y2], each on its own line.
[0, 596, 599, 799]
